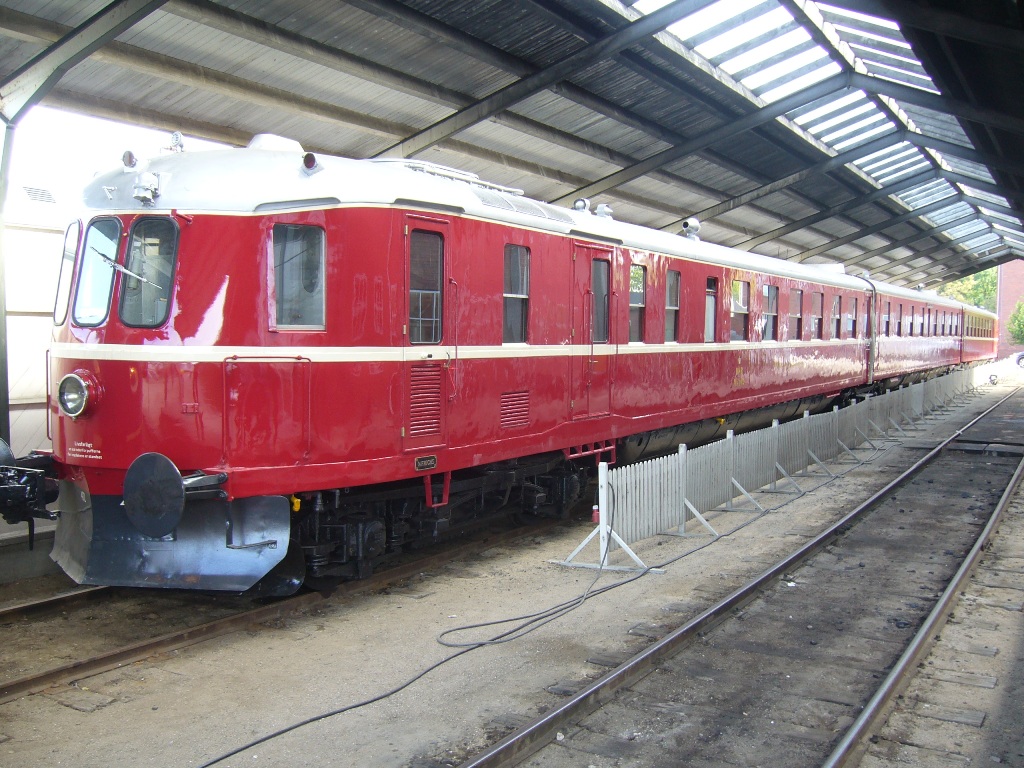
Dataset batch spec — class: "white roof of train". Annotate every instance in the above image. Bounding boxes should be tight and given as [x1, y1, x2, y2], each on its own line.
[81, 135, 992, 316]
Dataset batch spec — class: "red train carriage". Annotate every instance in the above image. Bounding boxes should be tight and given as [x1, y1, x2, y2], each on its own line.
[0, 135, 997, 594]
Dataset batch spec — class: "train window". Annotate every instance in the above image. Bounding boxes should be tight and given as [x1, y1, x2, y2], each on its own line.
[916, 308, 924, 336]
[53, 221, 80, 326]
[847, 297, 857, 338]
[789, 289, 802, 340]
[503, 245, 529, 343]
[762, 285, 778, 341]
[273, 224, 325, 330]
[592, 260, 610, 343]
[730, 280, 749, 341]
[930, 309, 936, 336]
[704, 277, 717, 342]
[120, 218, 178, 328]
[831, 296, 841, 339]
[629, 265, 646, 342]
[72, 218, 120, 327]
[883, 301, 891, 336]
[409, 230, 443, 343]
[665, 270, 680, 342]
[897, 304, 903, 336]
[810, 292, 823, 339]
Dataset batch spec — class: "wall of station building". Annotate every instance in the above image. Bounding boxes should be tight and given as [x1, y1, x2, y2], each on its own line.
[997, 259, 1024, 359]
[1, 187, 63, 542]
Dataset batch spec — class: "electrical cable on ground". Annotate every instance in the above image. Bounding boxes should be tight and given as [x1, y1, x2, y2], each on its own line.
[197, 431, 900, 766]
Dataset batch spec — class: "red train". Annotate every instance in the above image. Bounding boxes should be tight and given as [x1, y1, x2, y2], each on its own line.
[0, 134, 997, 594]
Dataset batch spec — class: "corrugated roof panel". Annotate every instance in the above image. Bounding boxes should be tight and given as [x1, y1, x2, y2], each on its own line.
[511, 91, 668, 162]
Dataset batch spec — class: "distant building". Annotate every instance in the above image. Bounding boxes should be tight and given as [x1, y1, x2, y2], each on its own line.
[997, 259, 1024, 359]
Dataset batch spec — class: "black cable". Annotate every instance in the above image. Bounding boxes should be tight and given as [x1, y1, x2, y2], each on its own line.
[198, 439, 895, 766]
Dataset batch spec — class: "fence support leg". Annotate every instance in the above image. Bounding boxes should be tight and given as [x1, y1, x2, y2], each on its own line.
[553, 462, 663, 574]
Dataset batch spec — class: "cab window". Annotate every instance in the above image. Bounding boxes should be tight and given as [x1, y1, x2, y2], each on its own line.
[120, 218, 179, 327]
[53, 221, 80, 325]
[72, 218, 120, 327]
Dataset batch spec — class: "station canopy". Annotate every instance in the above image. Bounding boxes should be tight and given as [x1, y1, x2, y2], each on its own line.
[2, 0, 1023, 288]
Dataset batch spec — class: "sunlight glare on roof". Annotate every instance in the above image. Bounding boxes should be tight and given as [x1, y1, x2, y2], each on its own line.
[695, 7, 792, 59]
[820, 113, 888, 144]
[830, 120, 894, 150]
[816, 2, 901, 31]
[758, 61, 842, 103]
[804, 101, 876, 135]
[719, 28, 811, 75]
[741, 46, 829, 90]
[656, 0, 765, 42]
[792, 91, 865, 126]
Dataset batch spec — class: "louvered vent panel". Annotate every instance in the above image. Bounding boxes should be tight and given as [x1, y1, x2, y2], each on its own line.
[409, 365, 442, 436]
[500, 391, 530, 430]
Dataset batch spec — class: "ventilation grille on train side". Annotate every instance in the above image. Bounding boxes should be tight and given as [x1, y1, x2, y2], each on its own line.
[500, 391, 530, 430]
[409, 365, 443, 437]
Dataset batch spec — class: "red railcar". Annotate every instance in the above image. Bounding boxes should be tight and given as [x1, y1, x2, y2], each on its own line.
[0, 135, 997, 593]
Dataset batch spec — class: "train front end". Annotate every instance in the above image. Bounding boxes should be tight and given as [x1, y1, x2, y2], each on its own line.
[0, 137, 341, 595]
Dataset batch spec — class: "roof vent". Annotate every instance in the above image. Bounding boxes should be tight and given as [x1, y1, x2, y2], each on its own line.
[595, 203, 613, 218]
[247, 134, 304, 152]
[22, 187, 56, 204]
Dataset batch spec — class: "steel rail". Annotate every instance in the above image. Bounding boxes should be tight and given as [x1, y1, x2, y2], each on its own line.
[459, 387, 1020, 768]
[1, 519, 558, 705]
[0, 585, 110, 624]
[822, 418, 1024, 765]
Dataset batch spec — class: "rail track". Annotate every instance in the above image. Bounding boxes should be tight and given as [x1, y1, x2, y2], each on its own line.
[0, 518, 560, 706]
[457, 389, 1024, 768]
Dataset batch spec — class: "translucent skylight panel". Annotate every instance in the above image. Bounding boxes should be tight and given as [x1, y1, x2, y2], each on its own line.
[876, 160, 931, 184]
[695, 7, 792, 59]
[857, 146, 917, 173]
[653, 0, 767, 42]
[899, 180, 950, 206]
[758, 61, 843, 103]
[830, 120, 895, 150]
[816, 3, 901, 31]
[863, 61, 938, 90]
[719, 28, 810, 76]
[806, 101, 876, 135]
[820, 112, 887, 144]
[792, 91, 867, 126]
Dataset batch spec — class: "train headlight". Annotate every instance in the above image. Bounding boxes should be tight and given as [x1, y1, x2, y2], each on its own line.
[57, 373, 93, 418]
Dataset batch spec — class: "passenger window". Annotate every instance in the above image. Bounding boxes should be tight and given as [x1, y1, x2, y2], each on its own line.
[409, 230, 443, 343]
[273, 224, 325, 330]
[665, 270, 680, 342]
[762, 285, 778, 341]
[629, 265, 646, 342]
[704, 277, 718, 342]
[847, 297, 858, 338]
[54, 221, 80, 326]
[810, 292, 823, 339]
[789, 289, 803, 341]
[831, 296, 841, 339]
[120, 218, 178, 328]
[730, 280, 749, 341]
[72, 218, 120, 327]
[503, 245, 529, 343]
[883, 301, 891, 336]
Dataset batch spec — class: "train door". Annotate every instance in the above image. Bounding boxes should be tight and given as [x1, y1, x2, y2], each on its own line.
[403, 215, 451, 453]
[571, 241, 613, 420]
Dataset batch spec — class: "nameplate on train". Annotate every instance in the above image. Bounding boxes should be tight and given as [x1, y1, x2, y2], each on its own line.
[415, 455, 438, 471]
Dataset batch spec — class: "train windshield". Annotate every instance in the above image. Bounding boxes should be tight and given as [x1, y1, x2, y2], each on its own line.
[120, 217, 179, 327]
[53, 221, 80, 325]
[72, 218, 121, 327]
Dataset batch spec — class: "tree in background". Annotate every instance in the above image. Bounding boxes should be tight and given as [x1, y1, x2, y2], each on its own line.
[1008, 301, 1024, 345]
[937, 268, 996, 311]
